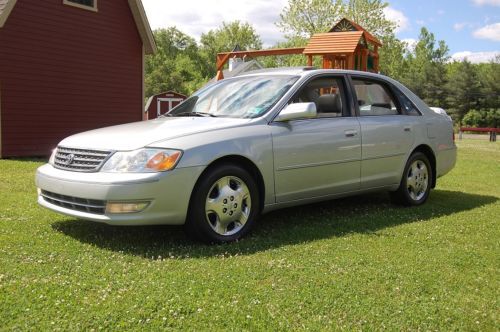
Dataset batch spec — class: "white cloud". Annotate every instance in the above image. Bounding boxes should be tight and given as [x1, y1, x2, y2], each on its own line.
[473, 23, 500, 41]
[451, 51, 500, 63]
[416, 19, 425, 26]
[472, 0, 500, 6]
[402, 38, 417, 51]
[141, 0, 288, 47]
[383, 7, 410, 32]
[453, 22, 467, 31]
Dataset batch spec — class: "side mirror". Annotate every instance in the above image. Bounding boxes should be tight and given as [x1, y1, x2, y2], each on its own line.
[275, 102, 317, 122]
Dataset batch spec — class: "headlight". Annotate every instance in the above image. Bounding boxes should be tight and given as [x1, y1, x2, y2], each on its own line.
[101, 148, 182, 173]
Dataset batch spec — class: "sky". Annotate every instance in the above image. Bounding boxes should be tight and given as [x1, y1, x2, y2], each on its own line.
[142, 0, 500, 63]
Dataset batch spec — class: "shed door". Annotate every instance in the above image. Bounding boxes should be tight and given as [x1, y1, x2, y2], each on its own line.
[157, 98, 184, 116]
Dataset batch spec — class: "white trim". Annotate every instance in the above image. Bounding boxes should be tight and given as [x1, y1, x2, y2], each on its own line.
[142, 45, 145, 120]
[0, 0, 18, 28]
[63, 0, 98, 12]
[157, 98, 183, 117]
[127, 0, 156, 54]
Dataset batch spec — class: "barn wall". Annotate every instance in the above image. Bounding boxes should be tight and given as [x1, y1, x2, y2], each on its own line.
[0, 0, 143, 157]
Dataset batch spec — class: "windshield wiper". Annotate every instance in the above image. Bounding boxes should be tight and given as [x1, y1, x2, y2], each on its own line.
[173, 112, 217, 117]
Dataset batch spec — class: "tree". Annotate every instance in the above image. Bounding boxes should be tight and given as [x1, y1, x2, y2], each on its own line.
[378, 34, 408, 79]
[145, 27, 205, 97]
[445, 60, 481, 124]
[401, 27, 449, 107]
[342, 0, 395, 40]
[276, 0, 343, 38]
[476, 58, 500, 110]
[199, 21, 262, 78]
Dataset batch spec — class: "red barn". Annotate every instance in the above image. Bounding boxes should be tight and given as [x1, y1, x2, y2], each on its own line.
[144, 91, 187, 120]
[0, 0, 156, 157]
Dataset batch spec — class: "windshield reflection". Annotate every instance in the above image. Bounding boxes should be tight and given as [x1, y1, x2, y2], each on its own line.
[167, 75, 298, 119]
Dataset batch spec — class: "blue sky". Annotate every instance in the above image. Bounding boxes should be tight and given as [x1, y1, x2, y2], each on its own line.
[388, 0, 499, 61]
[143, 0, 500, 62]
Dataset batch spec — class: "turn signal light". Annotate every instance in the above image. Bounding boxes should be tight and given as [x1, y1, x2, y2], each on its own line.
[146, 151, 182, 171]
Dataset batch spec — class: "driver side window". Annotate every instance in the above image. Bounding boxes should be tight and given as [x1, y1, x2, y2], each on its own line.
[291, 77, 347, 118]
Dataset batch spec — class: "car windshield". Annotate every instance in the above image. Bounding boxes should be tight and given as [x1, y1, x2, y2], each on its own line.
[167, 75, 298, 119]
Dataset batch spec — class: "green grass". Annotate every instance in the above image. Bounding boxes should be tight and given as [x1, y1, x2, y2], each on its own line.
[0, 139, 498, 331]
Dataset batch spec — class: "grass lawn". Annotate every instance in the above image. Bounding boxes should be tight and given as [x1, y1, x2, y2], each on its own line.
[0, 139, 498, 331]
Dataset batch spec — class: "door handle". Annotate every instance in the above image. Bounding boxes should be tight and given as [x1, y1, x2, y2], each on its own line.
[344, 129, 358, 137]
[404, 126, 411, 132]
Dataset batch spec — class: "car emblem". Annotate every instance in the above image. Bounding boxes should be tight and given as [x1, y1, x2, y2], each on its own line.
[64, 153, 75, 166]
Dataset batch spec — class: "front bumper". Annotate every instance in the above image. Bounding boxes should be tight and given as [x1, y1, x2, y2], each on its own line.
[35, 164, 205, 225]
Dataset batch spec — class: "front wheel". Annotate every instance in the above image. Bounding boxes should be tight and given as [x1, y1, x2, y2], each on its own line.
[184, 163, 260, 243]
[391, 152, 432, 206]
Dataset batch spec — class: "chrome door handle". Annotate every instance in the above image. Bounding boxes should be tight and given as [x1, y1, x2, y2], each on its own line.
[344, 129, 358, 137]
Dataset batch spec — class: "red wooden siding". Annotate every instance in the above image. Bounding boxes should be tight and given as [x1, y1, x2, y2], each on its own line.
[0, 0, 144, 157]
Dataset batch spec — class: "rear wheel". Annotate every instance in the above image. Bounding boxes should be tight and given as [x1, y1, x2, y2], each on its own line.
[185, 163, 260, 243]
[391, 152, 432, 206]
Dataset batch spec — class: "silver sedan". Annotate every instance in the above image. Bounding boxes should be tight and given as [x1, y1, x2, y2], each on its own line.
[36, 68, 457, 243]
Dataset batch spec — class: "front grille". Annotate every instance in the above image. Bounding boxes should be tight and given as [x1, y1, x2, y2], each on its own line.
[41, 190, 106, 214]
[54, 146, 112, 172]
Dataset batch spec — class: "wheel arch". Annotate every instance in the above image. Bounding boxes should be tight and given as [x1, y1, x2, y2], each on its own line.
[190, 155, 266, 212]
[411, 144, 437, 188]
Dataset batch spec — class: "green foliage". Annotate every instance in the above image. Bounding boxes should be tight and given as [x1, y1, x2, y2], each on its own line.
[199, 21, 262, 78]
[476, 59, 500, 110]
[145, 27, 205, 97]
[260, 37, 310, 68]
[341, 0, 395, 39]
[378, 34, 407, 78]
[445, 60, 481, 124]
[1, 140, 499, 330]
[400, 28, 449, 107]
[276, 0, 344, 38]
[462, 109, 500, 128]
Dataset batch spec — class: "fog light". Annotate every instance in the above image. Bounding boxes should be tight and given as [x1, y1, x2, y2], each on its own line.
[105, 201, 150, 214]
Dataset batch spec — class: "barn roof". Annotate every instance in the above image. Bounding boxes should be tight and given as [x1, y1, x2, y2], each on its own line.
[0, 0, 156, 54]
[303, 31, 365, 55]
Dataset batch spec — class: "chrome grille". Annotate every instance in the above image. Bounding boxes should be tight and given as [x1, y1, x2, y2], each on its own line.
[54, 146, 111, 172]
[41, 190, 106, 214]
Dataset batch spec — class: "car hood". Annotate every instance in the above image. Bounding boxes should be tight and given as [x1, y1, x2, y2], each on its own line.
[59, 117, 252, 151]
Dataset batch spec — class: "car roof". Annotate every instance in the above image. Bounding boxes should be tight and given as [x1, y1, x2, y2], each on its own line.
[238, 67, 393, 81]
[236, 67, 434, 117]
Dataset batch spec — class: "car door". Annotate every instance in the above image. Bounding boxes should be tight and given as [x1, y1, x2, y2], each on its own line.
[271, 75, 361, 203]
[349, 76, 416, 189]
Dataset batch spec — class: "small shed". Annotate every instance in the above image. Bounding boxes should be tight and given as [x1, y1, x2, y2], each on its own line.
[144, 91, 187, 120]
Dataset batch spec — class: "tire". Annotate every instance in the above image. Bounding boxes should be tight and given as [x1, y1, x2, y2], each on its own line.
[390, 152, 432, 206]
[184, 163, 260, 243]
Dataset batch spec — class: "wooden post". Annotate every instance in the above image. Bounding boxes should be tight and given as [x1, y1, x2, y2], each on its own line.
[362, 49, 369, 71]
[307, 55, 313, 66]
[322, 56, 328, 69]
[347, 55, 354, 70]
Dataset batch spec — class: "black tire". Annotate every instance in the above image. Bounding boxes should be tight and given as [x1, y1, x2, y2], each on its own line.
[184, 163, 260, 243]
[390, 152, 432, 206]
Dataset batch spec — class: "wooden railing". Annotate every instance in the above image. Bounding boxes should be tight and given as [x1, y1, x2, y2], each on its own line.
[459, 127, 499, 142]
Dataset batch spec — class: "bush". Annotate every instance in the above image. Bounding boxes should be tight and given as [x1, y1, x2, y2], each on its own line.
[462, 109, 499, 128]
